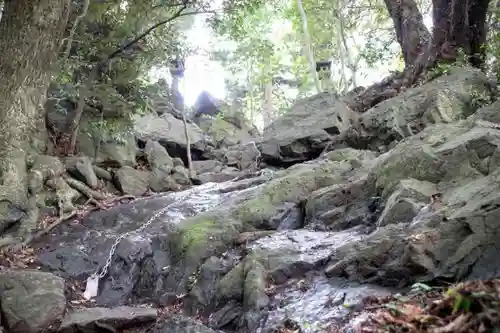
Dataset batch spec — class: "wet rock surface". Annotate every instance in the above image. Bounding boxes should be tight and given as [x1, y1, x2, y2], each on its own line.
[263, 274, 394, 333]
[58, 306, 158, 333]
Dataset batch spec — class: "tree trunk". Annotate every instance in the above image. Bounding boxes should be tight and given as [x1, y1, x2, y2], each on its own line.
[66, 64, 99, 155]
[338, 12, 357, 88]
[0, 0, 70, 236]
[404, 0, 490, 85]
[349, 0, 490, 112]
[296, 0, 322, 93]
[384, 0, 430, 69]
[261, 62, 276, 129]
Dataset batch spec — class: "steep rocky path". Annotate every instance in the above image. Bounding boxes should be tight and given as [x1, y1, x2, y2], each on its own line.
[2, 67, 500, 333]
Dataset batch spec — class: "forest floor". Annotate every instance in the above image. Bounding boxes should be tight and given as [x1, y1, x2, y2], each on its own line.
[330, 279, 500, 333]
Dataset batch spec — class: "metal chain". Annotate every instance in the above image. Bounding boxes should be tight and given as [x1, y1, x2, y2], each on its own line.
[93, 205, 172, 279]
[92, 142, 261, 280]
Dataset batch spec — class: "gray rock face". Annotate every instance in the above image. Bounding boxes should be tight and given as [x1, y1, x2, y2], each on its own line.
[260, 92, 358, 165]
[145, 139, 174, 174]
[153, 314, 222, 333]
[263, 274, 394, 333]
[357, 66, 492, 149]
[259, 67, 492, 166]
[77, 118, 138, 167]
[192, 160, 224, 174]
[58, 306, 157, 333]
[26, 67, 500, 333]
[134, 112, 208, 160]
[0, 270, 66, 333]
[114, 166, 151, 196]
[64, 156, 99, 189]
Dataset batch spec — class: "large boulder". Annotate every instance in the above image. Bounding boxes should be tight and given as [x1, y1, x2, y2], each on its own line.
[197, 115, 257, 148]
[260, 92, 359, 165]
[321, 116, 500, 286]
[192, 91, 259, 148]
[134, 112, 208, 161]
[76, 117, 138, 167]
[0, 270, 66, 333]
[356, 66, 493, 150]
[261, 67, 493, 166]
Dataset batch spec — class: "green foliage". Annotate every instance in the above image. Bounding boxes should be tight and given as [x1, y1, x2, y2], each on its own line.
[211, 1, 313, 125]
[47, 0, 500, 136]
[210, 0, 432, 127]
[86, 117, 134, 144]
[52, 0, 205, 137]
[428, 63, 454, 79]
[446, 287, 473, 314]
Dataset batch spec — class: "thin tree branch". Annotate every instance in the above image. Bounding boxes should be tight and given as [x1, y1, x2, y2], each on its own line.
[65, 2, 212, 154]
[63, 0, 90, 58]
[102, 3, 188, 64]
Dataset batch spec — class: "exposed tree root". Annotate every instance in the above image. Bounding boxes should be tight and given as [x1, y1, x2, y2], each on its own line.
[0, 176, 137, 252]
[346, 72, 404, 113]
[20, 211, 78, 249]
[19, 194, 137, 249]
[63, 174, 107, 201]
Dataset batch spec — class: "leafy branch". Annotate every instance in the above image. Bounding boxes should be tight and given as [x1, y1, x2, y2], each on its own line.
[64, 0, 213, 155]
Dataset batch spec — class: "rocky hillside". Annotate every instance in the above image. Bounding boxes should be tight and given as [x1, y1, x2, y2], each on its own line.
[1, 66, 500, 333]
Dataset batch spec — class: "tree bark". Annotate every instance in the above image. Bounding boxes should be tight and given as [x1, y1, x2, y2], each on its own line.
[63, 3, 196, 155]
[296, 0, 322, 93]
[384, 0, 430, 69]
[261, 61, 277, 128]
[404, 0, 490, 86]
[0, 0, 70, 236]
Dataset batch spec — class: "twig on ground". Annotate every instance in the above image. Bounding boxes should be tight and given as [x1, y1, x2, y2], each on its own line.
[107, 194, 136, 203]
[21, 211, 79, 247]
[17, 194, 137, 248]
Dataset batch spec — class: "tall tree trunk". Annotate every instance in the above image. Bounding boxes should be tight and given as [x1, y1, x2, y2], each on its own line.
[261, 61, 276, 128]
[348, 0, 490, 113]
[338, 13, 357, 88]
[0, 0, 70, 236]
[296, 0, 322, 93]
[333, 0, 348, 93]
[404, 0, 490, 85]
[384, 0, 430, 69]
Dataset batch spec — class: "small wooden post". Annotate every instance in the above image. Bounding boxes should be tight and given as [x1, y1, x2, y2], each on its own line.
[316, 60, 332, 92]
[169, 56, 194, 179]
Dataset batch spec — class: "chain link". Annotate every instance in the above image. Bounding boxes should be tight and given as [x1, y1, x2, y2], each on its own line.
[93, 141, 261, 280]
[93, 206, 172, 279]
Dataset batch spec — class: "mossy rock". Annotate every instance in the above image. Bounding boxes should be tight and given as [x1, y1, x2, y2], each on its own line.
[368, 119, 496, 196]
[175, 212, 243, 264]
[199, 115, 255, 147]
[217, 261, 246, 301]
[369, 143, 447, 196]
[233, 159, 353, 224]
[360, 66, 492, 143]
[77, 117, 138, 166]
[322, 148, 378, 164]
[168, 157, 366, 299]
